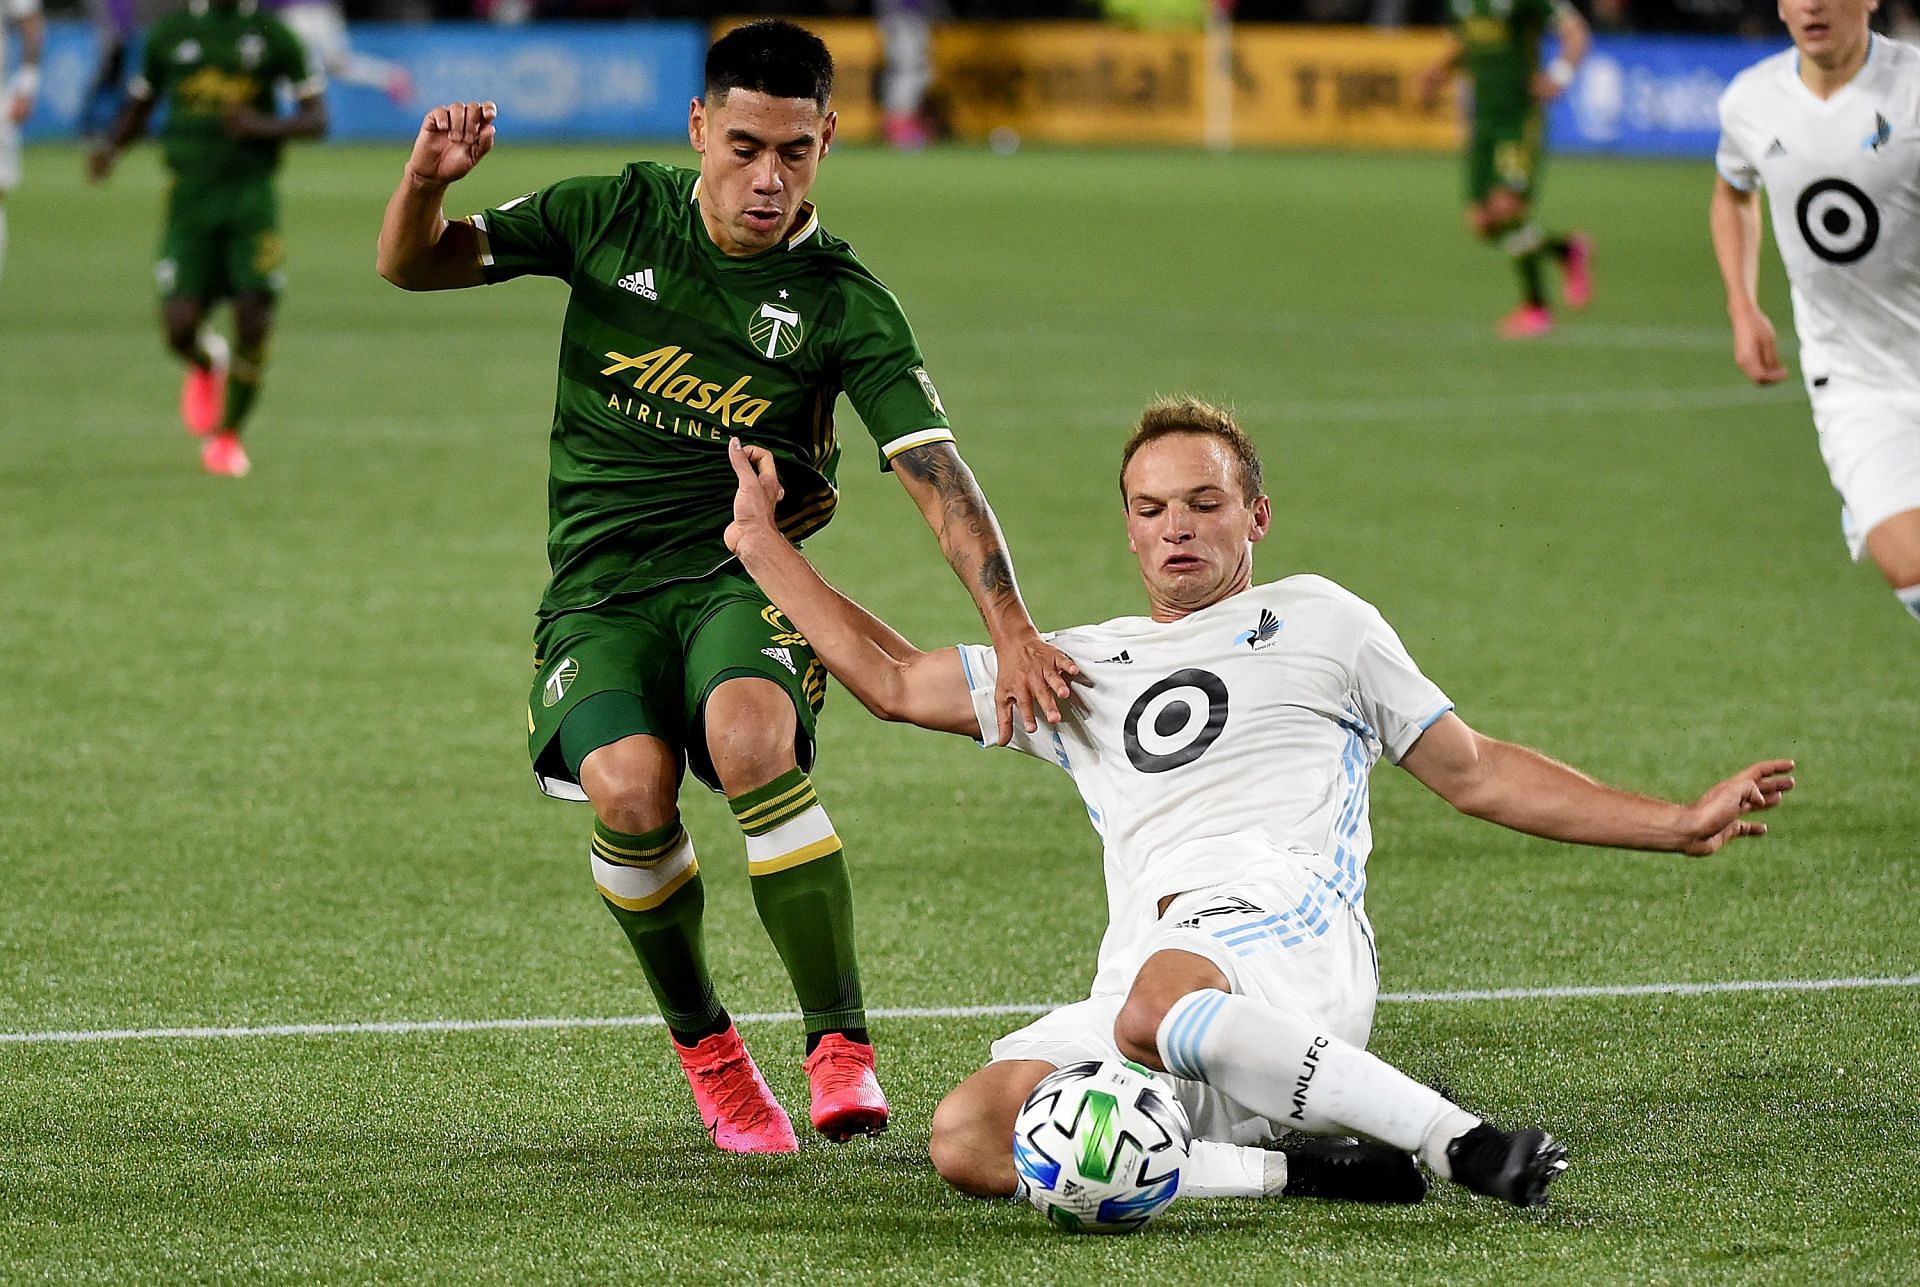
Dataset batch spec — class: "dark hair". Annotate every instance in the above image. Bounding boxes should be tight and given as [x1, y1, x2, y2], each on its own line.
[706, 20, 835, 113]
[1119, 397, 1265, 503]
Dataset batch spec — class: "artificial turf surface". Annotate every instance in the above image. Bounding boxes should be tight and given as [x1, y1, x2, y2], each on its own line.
[2, 138, 1915, 1282]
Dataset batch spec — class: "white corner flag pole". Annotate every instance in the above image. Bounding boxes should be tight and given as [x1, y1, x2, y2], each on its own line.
[1203, 0, 1234, 153]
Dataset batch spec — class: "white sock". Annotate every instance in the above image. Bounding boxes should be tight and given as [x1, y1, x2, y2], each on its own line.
[1178, 1140, 1272, 1198]
[1896, 583, 1920, 623]
[1157, 989, 1480, 1176]
[742, 802, 840, 875]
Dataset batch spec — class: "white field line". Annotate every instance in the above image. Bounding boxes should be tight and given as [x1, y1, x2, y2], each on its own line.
[3, 974, 1915, 1048]
[1020, 382, 1795, 430]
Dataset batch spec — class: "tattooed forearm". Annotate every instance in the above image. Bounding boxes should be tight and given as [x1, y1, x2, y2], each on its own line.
[894, 442, 990, 537]
[980, 551, 1015, 598]
[895, 442, 1020, 609]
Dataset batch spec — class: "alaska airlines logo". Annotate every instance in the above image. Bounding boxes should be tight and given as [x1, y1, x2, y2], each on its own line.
[177, 67, 262, 111]
[600, 346, 771, 429]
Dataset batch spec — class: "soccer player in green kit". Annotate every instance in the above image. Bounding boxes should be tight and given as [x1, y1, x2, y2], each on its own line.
[89, 0, 327, 476]
[1421, 0, 1593, 339]
[376, 20, 1079, 1154]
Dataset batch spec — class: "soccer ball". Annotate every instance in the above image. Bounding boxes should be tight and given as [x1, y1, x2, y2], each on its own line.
[1012, 1059, 1191, 1234]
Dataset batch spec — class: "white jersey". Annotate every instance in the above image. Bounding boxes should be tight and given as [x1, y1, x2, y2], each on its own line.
[958, 576, 1452, 997]
[1716, 36, 1920, 392]
[4, 0, 43, 83]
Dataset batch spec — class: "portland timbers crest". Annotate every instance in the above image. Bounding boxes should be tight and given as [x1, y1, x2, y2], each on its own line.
[542, 657, 579, 708]
[749, 301, 804, 359]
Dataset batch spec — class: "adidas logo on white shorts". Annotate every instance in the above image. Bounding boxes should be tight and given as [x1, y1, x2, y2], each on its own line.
[761, 646, 797, 675]
[617, 268, 658, 300]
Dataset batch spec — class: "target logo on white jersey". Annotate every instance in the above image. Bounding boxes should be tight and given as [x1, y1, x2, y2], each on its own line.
[1796, 178, 1880, 264]
[1123, 669, 1230, 774]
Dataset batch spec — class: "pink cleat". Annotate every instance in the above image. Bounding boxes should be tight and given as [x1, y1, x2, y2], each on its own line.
[1498, 304, 1554, 340]
[803, 1033, 889, 1141]
[1562, 233, 1594, 310]
[180, 333, 228, 437]
[881, 111, 930, 152]
[673, 1024, 798, 1154]
[383, 68, 415, 109]
[201, 431, 251, 477]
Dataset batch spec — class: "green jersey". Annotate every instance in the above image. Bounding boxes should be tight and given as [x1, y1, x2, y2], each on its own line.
[131, 0, 321, 185]
[472, 162, 953, 622]
[1450, 0, 1556, 122]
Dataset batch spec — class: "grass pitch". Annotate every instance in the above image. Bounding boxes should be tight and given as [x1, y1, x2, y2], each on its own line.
[2, 140, 1916, 1283]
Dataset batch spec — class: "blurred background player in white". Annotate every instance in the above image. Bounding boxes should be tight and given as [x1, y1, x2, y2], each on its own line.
[878, 0, 934, 150]
[1422, 0, 1593, 338]
[725, 397, 1794, 1210]
[0, 0, 44, 284]
[1711, 0, 1920, 623]
[269, 0, 410, 107]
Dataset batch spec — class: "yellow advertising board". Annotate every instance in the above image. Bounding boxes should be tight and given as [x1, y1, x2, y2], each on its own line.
[716, 20, 1462, 151]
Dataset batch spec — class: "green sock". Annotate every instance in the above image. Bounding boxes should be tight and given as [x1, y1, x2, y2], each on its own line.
[223, 343, 266, 434]
[593, 816, 724, 1036]
[730, 768, 866, 1037]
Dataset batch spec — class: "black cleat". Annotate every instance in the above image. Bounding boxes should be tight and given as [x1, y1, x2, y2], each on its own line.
[1281, 1136, 1429, 1205]
[1445, 1124, 1568, 1208]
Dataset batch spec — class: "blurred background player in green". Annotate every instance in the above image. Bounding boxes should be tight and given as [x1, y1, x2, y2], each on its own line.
[88, 0, 327, 477]
[1422, 0, 1593, 339]
[377, 21, 1077, 1154]
[1, 0, 45, 285]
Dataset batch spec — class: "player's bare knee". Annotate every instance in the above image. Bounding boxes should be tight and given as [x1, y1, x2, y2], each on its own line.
[579, 741, 676, 835]
[929, 1095, 1014, 1198]
[162, 315, 201, 356]
[232, 295, 275, 349]
[1865, 516, 1920, 589]
[1486, 190, 1525, 228]
[1112, 994, 1170, 1068]
[703, 684, 799, 794]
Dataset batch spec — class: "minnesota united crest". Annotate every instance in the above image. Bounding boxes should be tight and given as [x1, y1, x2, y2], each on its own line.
[749, 300, 804, 359]
[1233, 608, 1283, 651]
[542, 657, 579, 707]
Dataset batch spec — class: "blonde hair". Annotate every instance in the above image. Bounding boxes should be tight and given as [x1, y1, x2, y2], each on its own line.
[1119, 396, 1264, 503]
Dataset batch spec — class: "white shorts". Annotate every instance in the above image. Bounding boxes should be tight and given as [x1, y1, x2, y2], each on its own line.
[988, 876, 1379, 1146]
[1812, 383, 1920, 559]
[0, 115, 20, 194]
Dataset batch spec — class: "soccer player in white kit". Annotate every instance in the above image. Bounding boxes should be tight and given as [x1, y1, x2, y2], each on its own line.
[1711, 0, 1920, 620]
[724, 398, 1795, 1209]
[0, 0, 44, 284]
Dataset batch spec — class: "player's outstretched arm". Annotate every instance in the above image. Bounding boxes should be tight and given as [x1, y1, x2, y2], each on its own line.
[376, 101, 496, 291]
[890, 441, 1082, 742]
[724, 440, 982, 738]
[1417, 34, 1465, 110]
[1532, 3, 1590, 102]
[1400, 712, 1793, 856]
[7, 10, 43, 126]
[1709, 176, 1789, 385]
[86, 91, 156, 183]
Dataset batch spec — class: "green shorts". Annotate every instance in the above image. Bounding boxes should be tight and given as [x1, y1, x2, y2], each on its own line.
[527, 566, 828, 799]
[156, 176, 285, 302]
[1466, 109, 1545, 204]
